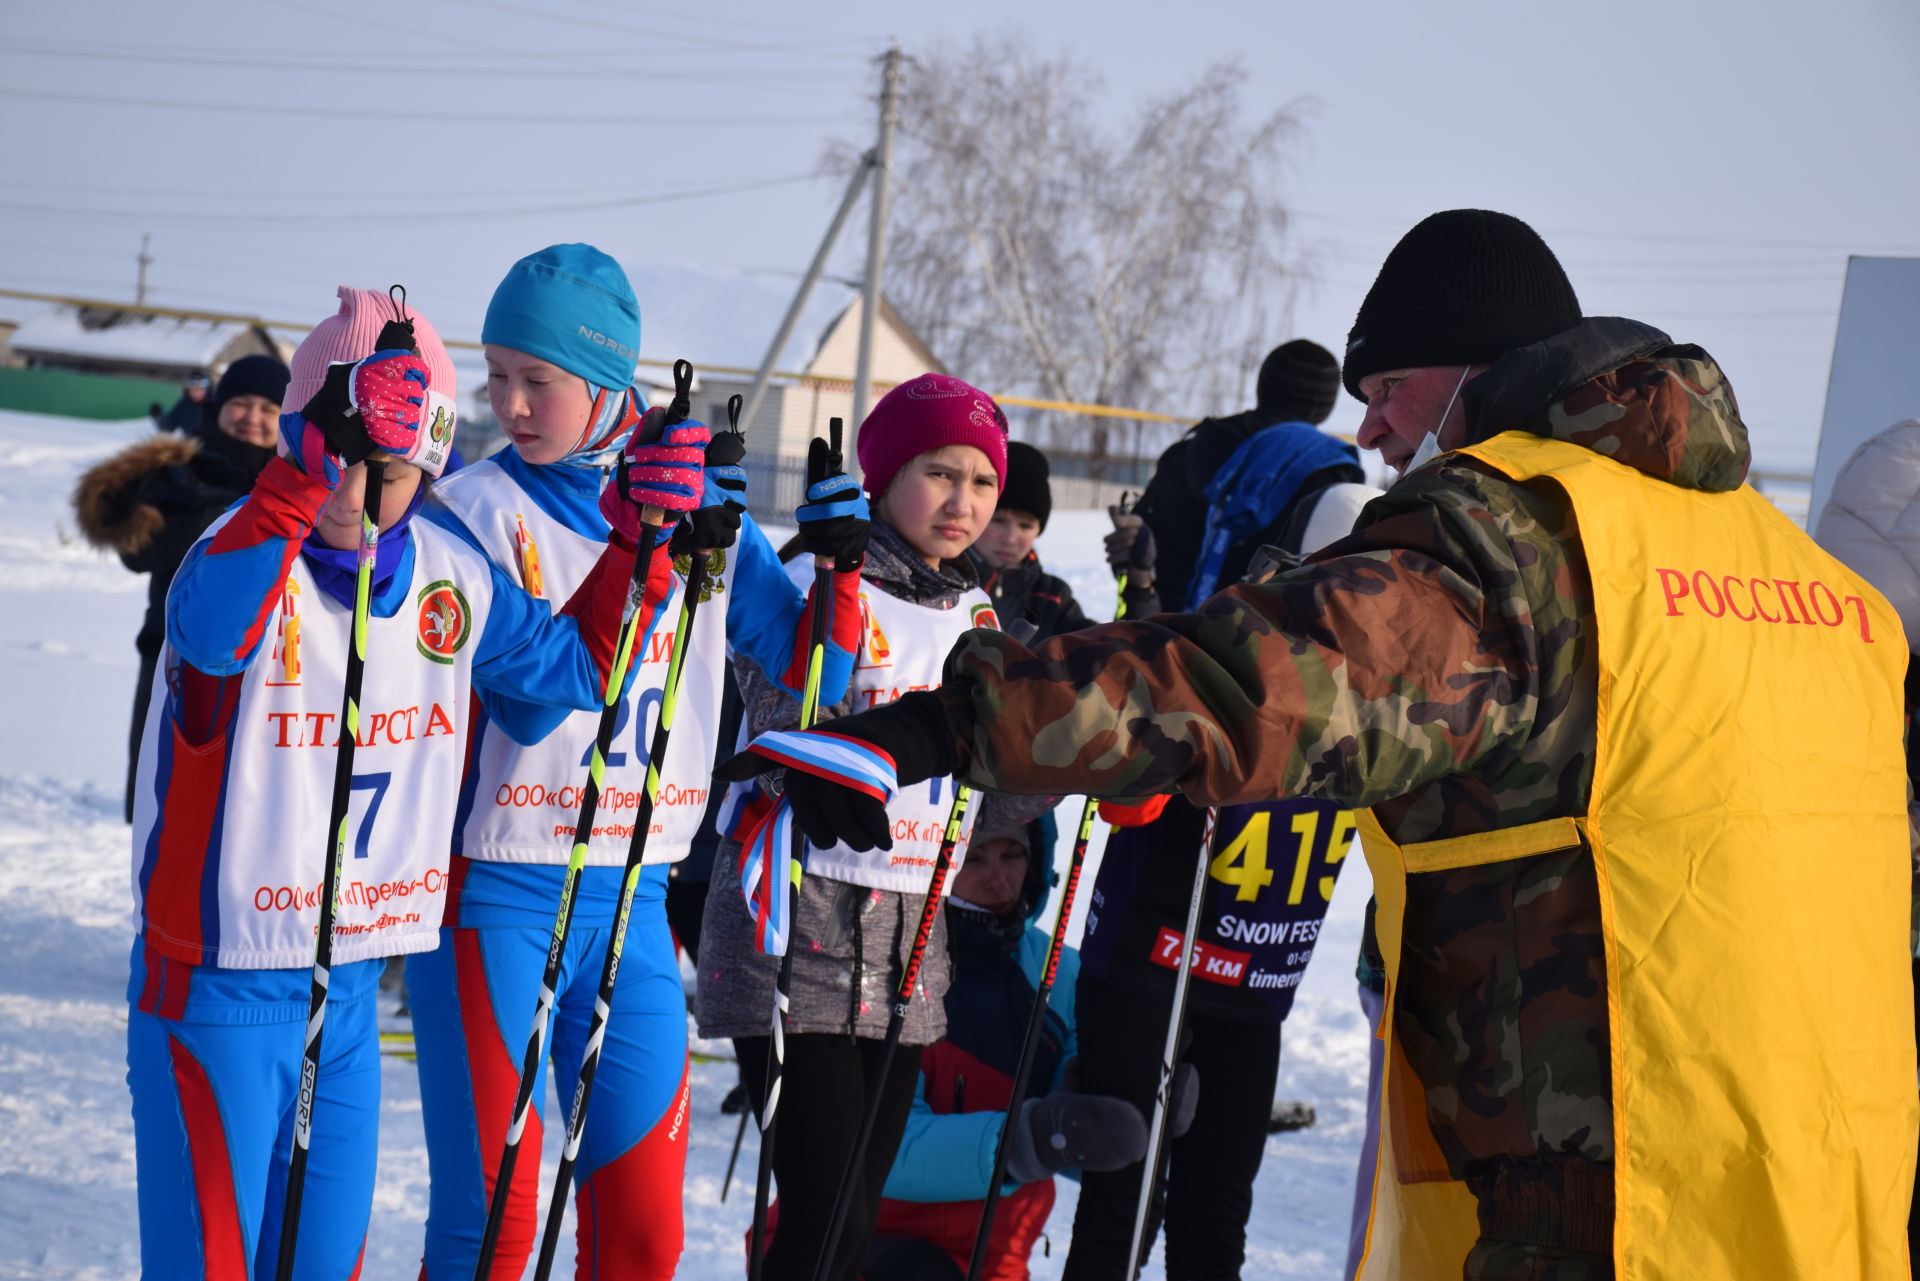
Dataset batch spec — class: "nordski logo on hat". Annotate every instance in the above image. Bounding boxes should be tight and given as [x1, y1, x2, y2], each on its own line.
[416, 580, 472, 664]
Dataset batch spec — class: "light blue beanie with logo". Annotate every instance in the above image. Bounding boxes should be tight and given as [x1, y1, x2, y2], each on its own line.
[483, 243, 640, 392]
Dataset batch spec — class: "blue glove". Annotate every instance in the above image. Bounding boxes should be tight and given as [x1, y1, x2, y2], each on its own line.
[796, 436, 870, 570]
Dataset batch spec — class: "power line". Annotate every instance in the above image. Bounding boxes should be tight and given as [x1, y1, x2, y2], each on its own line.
[0, 40, 849, 83]
[0, 171, 827, 226]
[0, 85, 861, 127]
[447, 0, 869, 58]
[2, 178, 666, 202]
[1294, 206, 1920, 257]
[253, 0, 650, 69]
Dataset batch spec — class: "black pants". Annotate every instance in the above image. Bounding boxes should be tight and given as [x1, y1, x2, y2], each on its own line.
[866, 1236, 965, 1281]
[664, 874, 710, 962]
[736, 1033, 925, 1281]
[1064, 971, 1282, 1281]
[126, 645, 159, 823]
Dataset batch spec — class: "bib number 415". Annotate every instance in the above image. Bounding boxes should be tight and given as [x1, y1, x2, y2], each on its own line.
[1209, 809, 1355, 904]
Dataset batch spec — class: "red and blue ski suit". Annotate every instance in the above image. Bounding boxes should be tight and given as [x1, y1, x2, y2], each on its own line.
[126, 452, 658, 1281]
[408, 450, 858, 1280]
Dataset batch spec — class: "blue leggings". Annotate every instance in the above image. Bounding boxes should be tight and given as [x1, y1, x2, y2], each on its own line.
[406, 909, 689, 1280]
[126, 954, 381, 1280]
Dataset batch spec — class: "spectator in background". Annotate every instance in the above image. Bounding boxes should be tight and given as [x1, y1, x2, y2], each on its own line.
[73, 352, 290, 818]
[969, 440, 1158, 641]
[150, 369, 212, 434]
[1811, 415, 1920, 1267]
[1134, 338, 1356, 611]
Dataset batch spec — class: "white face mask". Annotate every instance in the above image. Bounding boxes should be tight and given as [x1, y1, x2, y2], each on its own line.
[1396, 364, 1474, 479]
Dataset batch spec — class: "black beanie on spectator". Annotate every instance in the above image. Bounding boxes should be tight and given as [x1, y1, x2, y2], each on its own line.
[997, 441, 1053, 530]
[212, 353, 292, 418]
[1342, 208, 1581, 400]
[1255, 339, 1341, 425]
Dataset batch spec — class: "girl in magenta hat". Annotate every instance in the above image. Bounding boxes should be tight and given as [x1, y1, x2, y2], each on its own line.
[697, 373, 1011, 1281]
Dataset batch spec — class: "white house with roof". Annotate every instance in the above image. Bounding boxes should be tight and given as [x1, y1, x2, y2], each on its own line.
[7, 305, 284, 384]
[614, 264, 949, 520]
[628, 266, 943, 451]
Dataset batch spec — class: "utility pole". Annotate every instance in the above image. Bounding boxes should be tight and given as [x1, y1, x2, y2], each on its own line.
[850, 42, 901, 436]
[135, 233, 152, 306]
[738, 154, 874, 436]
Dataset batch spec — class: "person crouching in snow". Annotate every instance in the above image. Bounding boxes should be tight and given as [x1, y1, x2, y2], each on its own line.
[698, 372, 1009, 1281]
[865, 800, 1149, 1281]
[125, 285, 698, 1280]
[406, 244, 868, 1280]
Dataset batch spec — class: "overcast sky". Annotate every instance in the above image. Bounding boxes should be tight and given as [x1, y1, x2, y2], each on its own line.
[4, 0, 1916, 473]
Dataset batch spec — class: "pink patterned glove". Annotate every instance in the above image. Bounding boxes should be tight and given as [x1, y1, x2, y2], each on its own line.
[598, 409, 710, 543]
[348, 349, 431, 457]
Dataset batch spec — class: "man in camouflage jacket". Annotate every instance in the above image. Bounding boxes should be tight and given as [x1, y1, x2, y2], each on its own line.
[720, 210, 1884, 1279]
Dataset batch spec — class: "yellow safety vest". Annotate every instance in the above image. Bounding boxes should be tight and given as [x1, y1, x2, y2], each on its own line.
[1354, 432, 1917, 1280]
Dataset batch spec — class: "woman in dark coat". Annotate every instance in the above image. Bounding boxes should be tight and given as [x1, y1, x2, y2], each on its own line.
[72, 353, 289, 818]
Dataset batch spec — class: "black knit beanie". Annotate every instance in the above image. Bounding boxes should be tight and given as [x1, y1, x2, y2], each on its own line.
[1342, 209, 1582, 400]
[1255, 339, 1340, 424]
[213, 353, 292, 415]
[997, 441, 1052, 530]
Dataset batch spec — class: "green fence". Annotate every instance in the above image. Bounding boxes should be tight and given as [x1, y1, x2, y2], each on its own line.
[0, 366, 178, 421]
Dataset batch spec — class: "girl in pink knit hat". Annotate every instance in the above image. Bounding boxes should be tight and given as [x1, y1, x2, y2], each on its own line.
[123, 285, 703, 1280]
[695, 372, 1022, 1281]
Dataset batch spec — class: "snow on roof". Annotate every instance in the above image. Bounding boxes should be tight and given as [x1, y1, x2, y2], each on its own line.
[9, 305, 254, 369]
[624, 262, 856, 378]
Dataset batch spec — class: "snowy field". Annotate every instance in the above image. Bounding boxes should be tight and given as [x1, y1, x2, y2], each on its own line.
[0, 409, 1375, 1279]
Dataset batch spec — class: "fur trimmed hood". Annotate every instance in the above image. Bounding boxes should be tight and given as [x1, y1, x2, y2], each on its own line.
[72, 434, 200, 555]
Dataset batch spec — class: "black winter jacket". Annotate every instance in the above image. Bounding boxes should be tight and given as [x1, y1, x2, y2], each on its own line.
[73, 427, 274, 655]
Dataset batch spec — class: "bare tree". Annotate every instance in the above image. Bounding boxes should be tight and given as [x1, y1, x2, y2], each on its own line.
[845, 36, 1310, 478]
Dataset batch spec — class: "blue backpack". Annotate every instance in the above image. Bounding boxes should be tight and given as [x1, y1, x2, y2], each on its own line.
[1185, 422, 1357, 608]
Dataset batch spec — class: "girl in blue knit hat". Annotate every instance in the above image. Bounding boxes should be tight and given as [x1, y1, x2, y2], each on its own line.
[407, 243, 870, 1280]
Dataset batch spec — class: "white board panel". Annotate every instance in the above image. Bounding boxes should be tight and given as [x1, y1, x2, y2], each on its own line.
[1808, 256, 1920, 533]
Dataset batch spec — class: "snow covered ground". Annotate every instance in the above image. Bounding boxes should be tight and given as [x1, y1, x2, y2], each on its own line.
[0, 410, 1375, 1279]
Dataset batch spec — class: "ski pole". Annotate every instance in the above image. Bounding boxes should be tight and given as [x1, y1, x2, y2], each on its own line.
[721, 1106, 749, 1202]
[467, 358, 693, 1279]
[811, 784, 972, 1281]
[1125, 805, 1217, 1278]
[964, 796, 1099, 1280]
[275, 293, 421, 1281]
[749, 415, 845, 1281]
[964, 581, 1137, 1280]
[529, 377, 735, 1281]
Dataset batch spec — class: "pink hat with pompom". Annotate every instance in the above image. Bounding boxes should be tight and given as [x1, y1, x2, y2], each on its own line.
[286, 286, 460, 476]
[855, 372, 1008, 497]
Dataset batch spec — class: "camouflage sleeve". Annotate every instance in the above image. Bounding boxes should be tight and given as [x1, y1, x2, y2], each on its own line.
[937, 461, 1559, 811]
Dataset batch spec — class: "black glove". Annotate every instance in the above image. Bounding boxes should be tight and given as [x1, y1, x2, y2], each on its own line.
[669, 505, 741, 557]
[712, 690, 957, 853]
[671, 426, 748, 556]
[796, 435, 871, 572]
[1104, 508, 1156, 579]
[1168, 1061, 1200, 1139]
[1004, 1090, 1149, 1184]
[296, 316, 421, 466]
